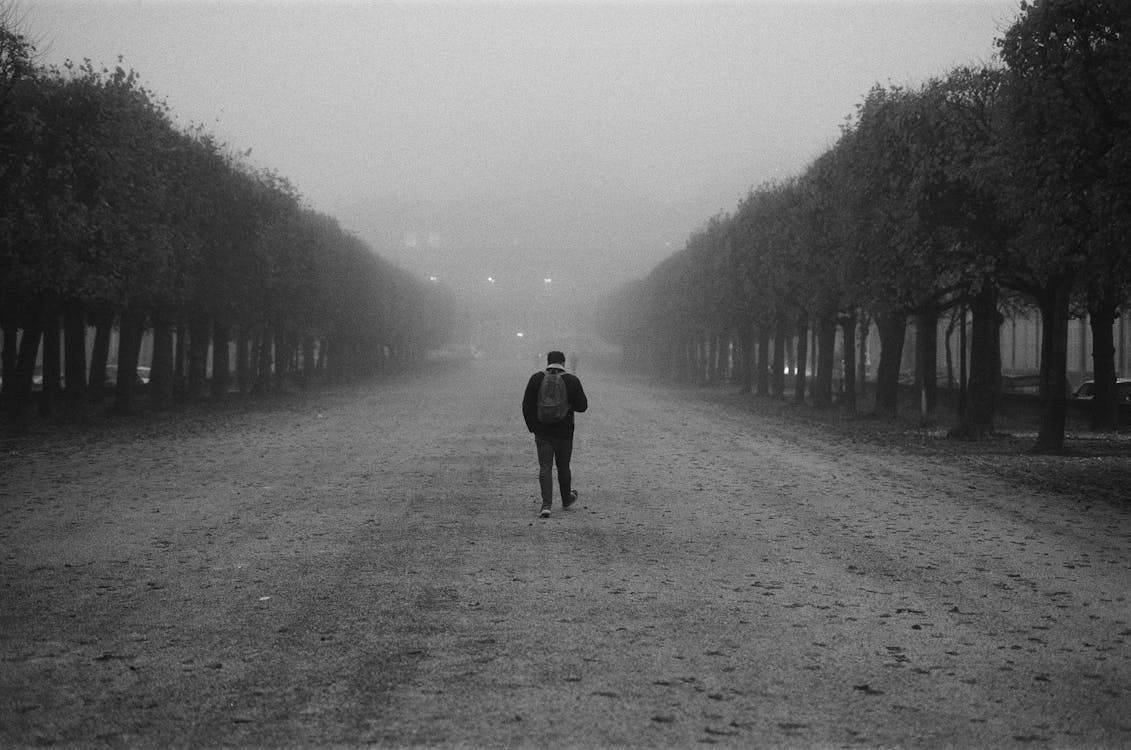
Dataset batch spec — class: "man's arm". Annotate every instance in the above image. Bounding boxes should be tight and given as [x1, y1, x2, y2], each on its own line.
[521, 373, 541, 431]
[569, 375, 588, 414]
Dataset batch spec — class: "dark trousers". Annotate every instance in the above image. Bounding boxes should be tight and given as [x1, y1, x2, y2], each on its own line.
[535, 435, 573, 506]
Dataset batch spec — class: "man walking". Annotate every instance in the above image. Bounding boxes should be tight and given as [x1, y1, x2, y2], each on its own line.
[522, 350, 588, 518]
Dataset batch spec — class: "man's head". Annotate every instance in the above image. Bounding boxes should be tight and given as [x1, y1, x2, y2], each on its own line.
[546, 350, 566, 367]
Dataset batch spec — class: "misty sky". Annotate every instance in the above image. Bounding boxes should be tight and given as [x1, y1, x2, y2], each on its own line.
[26, 0, 1021, 307]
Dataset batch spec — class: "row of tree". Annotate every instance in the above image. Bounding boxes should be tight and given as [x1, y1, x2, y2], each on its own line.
[597, 0, 1130, 452]
[0, 12, 456, 430]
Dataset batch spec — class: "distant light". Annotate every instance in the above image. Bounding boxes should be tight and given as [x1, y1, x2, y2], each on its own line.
[516, 332, 524, 338]
[487, 276, 495, 283]
[543, 278, 552, 284]
[428, 275, 438, 282]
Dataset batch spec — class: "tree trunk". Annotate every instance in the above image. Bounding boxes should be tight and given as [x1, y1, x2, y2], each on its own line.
[316, 336, 327, 373]
[274, 324, 289, 392]
[841, 311, 857, 412]
[691, 337, 701, 384]
[236, 326, 251, 394]
[150, 307, 175, 409]
[705, 335, 717, 385]
[187, 313, 210, 400]
[693, 338, 703, 384]
[756, 326, 771, 397]
[174, 322, 187, 397]
[39, 301, 61, 417]
[1, 309, 19, 411]
[211, 320, 230, 399]
[873, 311, 907, 417]
[737, 324, 753, 394]
[254, 327, 272, 394]
[915, 309, 939, 424]
[62, 300, 88, 419]
[112, 306, 145, 415]
[958, 304, 969, 416]
[943, 310, 960, 389]
[1034, 278, 1072, 453]
[771, 314, 787, 398]
[302, 334, 315, 387]
[793, 312, 809, 405]
[88, 308, 114, 402]
[714, 334, 724, 384]
[10, 300, 44, 434]
[813, 310, 837, 409]
[1087, 297, 1119, 431]
[948, 286, 999, 440]
[856, 312, 869, 399]
[323, 336, 338, 383]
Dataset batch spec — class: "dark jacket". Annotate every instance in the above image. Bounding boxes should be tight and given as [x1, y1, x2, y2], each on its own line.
[522, 368, 588, 438]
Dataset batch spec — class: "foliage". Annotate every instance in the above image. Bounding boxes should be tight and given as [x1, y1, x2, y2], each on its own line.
[0, 17, 455, 420]
[598, 0, 1131, 450]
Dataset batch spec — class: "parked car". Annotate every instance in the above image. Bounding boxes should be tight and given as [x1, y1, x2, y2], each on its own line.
[103, 365, 151, 389]
[4, 365, 152, 392]
[1071, 378, 1131, 402]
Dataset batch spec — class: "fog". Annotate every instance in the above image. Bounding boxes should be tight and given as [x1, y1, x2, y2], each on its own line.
[28, 0, 1019, 318]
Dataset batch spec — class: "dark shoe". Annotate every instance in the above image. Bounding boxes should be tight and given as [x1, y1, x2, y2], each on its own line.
[539, 504, 551, 518]
[563, 490, 578, 509]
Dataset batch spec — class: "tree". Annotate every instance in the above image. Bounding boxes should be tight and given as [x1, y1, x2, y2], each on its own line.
[838, 85, 928, 418]
[913, 68, 1016, 440]
[0, 10, 39, 420]
[0, 2, 34, 113]
[794, 137, 872, 410]
[998, 0, 1131, 450]
[728, 184, 792, 396]
[1, 40, 456, 430]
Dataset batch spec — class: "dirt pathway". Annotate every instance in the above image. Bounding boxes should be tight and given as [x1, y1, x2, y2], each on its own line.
[1, 360, 1128, 748]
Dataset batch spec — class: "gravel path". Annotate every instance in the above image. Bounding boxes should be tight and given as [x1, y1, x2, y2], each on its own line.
[1, 359, 1128, 748]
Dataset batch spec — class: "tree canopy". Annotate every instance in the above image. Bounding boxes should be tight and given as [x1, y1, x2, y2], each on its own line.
[0, 20, 455, 425]
[599, 0, 1131, 452]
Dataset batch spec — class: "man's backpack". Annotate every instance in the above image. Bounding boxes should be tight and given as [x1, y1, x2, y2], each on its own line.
[536, 370, 570, 424]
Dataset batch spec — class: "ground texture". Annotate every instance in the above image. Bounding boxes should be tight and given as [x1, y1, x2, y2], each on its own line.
[1, 360, 1129, 748]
